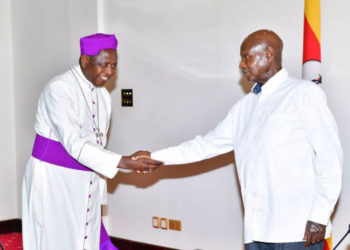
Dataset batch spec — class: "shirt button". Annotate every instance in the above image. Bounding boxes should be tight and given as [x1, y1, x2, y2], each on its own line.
[85, 236, 88, 239]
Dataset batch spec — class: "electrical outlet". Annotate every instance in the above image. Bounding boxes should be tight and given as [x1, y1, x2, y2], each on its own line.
[160, 218, 168, 230]
[152, 216, 160, 228]
[169, 219, 182, 231]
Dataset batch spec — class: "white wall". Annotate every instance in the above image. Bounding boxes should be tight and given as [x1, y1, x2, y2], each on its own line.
[102, 0, 350, 249]
[1, 0, 350, 249]
[0, 0, 18, 220]
[11, 0, 99, 215]
[322, 0, 350, 248]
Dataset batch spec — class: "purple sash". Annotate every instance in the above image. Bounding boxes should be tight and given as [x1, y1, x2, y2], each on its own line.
[32, 134, 118, 250]
[32, 133, 91, 171]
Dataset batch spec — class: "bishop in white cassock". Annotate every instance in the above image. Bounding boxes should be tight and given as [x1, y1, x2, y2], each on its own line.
[22, 33, 162, 250]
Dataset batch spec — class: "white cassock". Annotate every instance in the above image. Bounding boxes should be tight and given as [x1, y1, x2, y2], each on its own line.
[22, 65, 121, 250]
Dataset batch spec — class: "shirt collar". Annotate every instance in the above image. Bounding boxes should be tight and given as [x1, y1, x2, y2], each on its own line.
[251, 82, 262, 94]
[251, 68, 288, 100]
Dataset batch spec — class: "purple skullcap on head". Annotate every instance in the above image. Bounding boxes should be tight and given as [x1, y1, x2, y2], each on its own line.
[80, 33, 118, 56]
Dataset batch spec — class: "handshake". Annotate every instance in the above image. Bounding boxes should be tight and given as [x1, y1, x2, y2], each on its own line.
[118, 151, 163, 174]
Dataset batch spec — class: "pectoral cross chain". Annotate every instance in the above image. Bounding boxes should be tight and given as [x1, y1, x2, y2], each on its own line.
[95, 128, 103, 141]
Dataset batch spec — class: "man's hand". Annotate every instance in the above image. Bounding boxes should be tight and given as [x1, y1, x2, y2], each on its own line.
[129, 151, 154, 173]
[303, 220, 326, 248]
[131, 151, 151, 160]
[118, 151, 162, 174]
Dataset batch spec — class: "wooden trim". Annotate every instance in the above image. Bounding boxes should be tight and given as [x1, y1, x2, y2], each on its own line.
[110, 237, 178, 250]
[0, 219, 22, 234]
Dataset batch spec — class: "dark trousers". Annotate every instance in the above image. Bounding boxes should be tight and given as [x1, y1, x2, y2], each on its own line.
[245, 240, 324, 250]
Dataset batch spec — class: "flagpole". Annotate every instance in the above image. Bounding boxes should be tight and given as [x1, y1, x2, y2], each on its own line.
[333, 224, 350, 250]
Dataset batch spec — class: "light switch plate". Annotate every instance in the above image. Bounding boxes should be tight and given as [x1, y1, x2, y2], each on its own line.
[121, 89, 133, 106]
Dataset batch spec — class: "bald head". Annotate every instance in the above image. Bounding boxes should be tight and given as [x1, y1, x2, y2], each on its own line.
[239, 29, 283, 84]
[241, 29, 283, 50]
[242, 30, 283, 65]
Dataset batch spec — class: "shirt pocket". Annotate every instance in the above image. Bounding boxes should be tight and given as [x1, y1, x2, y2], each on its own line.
[263, 111, 304, 143]
[265, 110, 301, 126]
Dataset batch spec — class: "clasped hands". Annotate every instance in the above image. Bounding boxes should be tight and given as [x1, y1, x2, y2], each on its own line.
[118, 151, 161, 174]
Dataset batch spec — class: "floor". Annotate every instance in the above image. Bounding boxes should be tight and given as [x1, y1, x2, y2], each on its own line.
[0, 232, 176, 250]
[0, 232, 23, 249]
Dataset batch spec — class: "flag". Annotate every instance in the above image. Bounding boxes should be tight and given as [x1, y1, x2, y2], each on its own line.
[324, 234, 332, 250]
[303, 1, 331, 248]
[302, 0, 321, 83]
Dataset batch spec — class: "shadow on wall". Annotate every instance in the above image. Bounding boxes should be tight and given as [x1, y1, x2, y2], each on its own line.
[105, 72, 117, 93]
[107, 151, 238, 191]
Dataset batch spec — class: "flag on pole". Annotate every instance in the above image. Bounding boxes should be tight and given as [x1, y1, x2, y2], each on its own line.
[303, 1, 331, 249]
[302, 0, 321, 83]
[324, 234, 332, 250]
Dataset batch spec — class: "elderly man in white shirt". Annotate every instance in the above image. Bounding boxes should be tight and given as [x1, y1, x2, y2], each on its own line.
[135, 30, 342, 250]
[22, 33, 163, 250]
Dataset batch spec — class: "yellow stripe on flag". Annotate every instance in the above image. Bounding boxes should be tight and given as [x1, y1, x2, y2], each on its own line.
[305, 0, 321, 42]
[324, 234, 332, 250]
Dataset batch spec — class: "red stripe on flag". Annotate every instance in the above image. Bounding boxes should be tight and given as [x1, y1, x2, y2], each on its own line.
[324, 238, 331, 250]
[303, 15, 321, 63]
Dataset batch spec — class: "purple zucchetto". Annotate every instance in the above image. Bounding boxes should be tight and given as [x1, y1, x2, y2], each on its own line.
[80, 33, 118, 56]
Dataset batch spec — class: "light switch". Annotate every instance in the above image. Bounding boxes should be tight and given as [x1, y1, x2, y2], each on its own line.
[121, 89, 133, 107]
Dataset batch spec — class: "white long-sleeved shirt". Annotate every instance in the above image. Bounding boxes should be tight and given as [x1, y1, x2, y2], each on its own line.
[152, 68, 343, 243]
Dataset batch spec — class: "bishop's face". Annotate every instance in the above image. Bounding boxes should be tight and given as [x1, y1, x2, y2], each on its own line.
[239, 42, 273, 85]
[81, 49, 117, 87]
